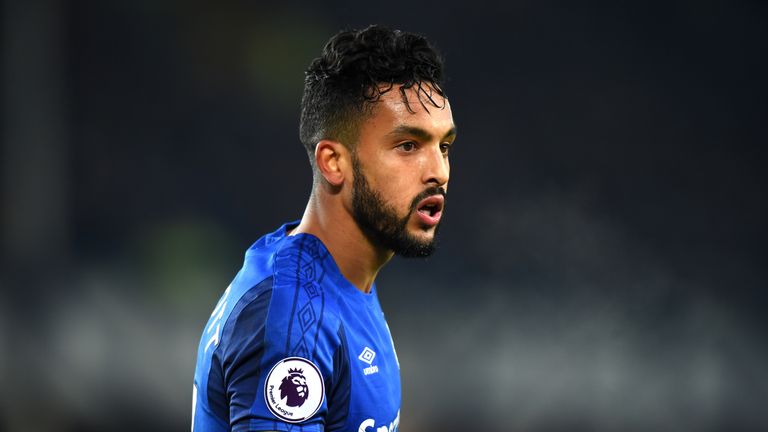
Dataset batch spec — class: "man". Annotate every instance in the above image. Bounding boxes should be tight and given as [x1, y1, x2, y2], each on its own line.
[192, 25, 456, 431]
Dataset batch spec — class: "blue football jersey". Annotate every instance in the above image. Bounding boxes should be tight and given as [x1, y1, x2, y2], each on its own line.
[192, 221, 401, 432]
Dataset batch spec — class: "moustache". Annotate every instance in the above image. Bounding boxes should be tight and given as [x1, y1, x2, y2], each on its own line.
[409, 186, 447, 212]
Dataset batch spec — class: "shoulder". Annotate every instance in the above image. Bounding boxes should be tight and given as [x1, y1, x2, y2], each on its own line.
[216, 231, 311, 332]
[217, 236, 343, 361]
[271, 233, 327, 287]
[265, 235, 343, 358]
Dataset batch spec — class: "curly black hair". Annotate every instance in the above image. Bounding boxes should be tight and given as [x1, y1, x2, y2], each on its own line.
[299, 25, 446, 162]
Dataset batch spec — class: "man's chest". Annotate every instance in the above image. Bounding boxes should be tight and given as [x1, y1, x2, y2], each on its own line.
[340, 313, 401, 431]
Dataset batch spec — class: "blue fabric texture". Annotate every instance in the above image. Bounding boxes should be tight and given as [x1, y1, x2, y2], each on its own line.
[192, 221, 401, 432]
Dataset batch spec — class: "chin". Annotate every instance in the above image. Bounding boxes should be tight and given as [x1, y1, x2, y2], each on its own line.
[409, 222, 435, 235]
[410, 227, 439, 246]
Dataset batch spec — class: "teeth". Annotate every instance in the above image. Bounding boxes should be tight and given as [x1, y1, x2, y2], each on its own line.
[418, 200, 441, 218]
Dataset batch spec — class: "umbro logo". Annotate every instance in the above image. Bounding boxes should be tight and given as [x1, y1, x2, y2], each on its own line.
[358, 347, 379, 376]
[358, 347, 376, 364]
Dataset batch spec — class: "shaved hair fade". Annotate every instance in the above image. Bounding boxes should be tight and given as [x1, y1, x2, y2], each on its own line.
[299, 25, 447, 165]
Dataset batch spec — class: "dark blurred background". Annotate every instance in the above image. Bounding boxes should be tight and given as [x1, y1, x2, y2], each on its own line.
[2, 0, 766, 431]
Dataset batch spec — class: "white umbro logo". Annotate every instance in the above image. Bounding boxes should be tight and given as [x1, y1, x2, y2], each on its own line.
[358, 347, 376, 364]
[358, 347, 379, 375]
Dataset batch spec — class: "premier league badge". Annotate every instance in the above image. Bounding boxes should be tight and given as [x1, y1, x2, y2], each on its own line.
[264, 357, 324, 423]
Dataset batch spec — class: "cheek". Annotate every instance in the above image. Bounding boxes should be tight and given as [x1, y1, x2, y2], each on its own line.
[365, 153, 421, 209]
[373, 175, 416, 211]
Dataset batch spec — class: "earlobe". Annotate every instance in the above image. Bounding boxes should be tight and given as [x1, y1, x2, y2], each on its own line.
[314, 140, 346, 187]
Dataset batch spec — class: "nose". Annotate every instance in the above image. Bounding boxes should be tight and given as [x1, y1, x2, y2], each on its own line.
[422, 144, 450, 187]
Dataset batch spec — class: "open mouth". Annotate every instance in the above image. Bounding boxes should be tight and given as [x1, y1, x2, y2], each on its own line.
[415, 195, 444, 226]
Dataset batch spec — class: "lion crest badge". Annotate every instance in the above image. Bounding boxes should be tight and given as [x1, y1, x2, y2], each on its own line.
[264, 357, 324, 423]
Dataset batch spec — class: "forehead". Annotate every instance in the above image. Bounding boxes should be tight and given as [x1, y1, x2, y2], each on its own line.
[362, 84, 454, 137]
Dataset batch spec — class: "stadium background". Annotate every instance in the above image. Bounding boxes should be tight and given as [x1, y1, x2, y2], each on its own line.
[2, 1, 766, 431]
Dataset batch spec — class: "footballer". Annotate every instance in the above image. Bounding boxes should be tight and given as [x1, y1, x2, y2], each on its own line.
[192, 25, 456, 431]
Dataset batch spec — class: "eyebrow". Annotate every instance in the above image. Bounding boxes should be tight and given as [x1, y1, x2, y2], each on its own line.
[387, 125, 457, 142]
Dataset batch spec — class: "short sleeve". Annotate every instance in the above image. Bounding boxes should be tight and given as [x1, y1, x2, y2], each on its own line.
[216, 269, 337, 432]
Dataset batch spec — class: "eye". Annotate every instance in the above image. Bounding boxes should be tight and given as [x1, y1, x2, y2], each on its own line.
[397, 141, 417, 152]
[440, 143, 452, 155]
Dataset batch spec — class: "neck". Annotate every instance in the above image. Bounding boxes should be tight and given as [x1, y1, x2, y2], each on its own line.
[290, 191, 393, 294]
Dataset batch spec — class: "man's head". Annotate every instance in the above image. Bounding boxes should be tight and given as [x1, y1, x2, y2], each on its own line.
[300, 25, 446, 157]
[301, 26, 455, 257]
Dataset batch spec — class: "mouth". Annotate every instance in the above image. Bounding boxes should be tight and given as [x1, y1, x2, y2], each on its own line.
[415, 194, 444, 227]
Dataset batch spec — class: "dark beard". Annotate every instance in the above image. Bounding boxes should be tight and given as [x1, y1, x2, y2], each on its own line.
[350, 154, 445, 257]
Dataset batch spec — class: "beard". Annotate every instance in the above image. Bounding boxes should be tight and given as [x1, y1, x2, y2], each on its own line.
[350, 154, 445, 257]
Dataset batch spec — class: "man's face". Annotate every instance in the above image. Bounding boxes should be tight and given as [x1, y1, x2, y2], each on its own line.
[349, 84, 455, 257]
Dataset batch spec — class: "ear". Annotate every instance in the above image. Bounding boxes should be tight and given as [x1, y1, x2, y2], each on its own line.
[314, 139, 348, 186]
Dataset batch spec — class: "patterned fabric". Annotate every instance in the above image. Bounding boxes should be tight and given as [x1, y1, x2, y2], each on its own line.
[192, 221, 401, 432]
